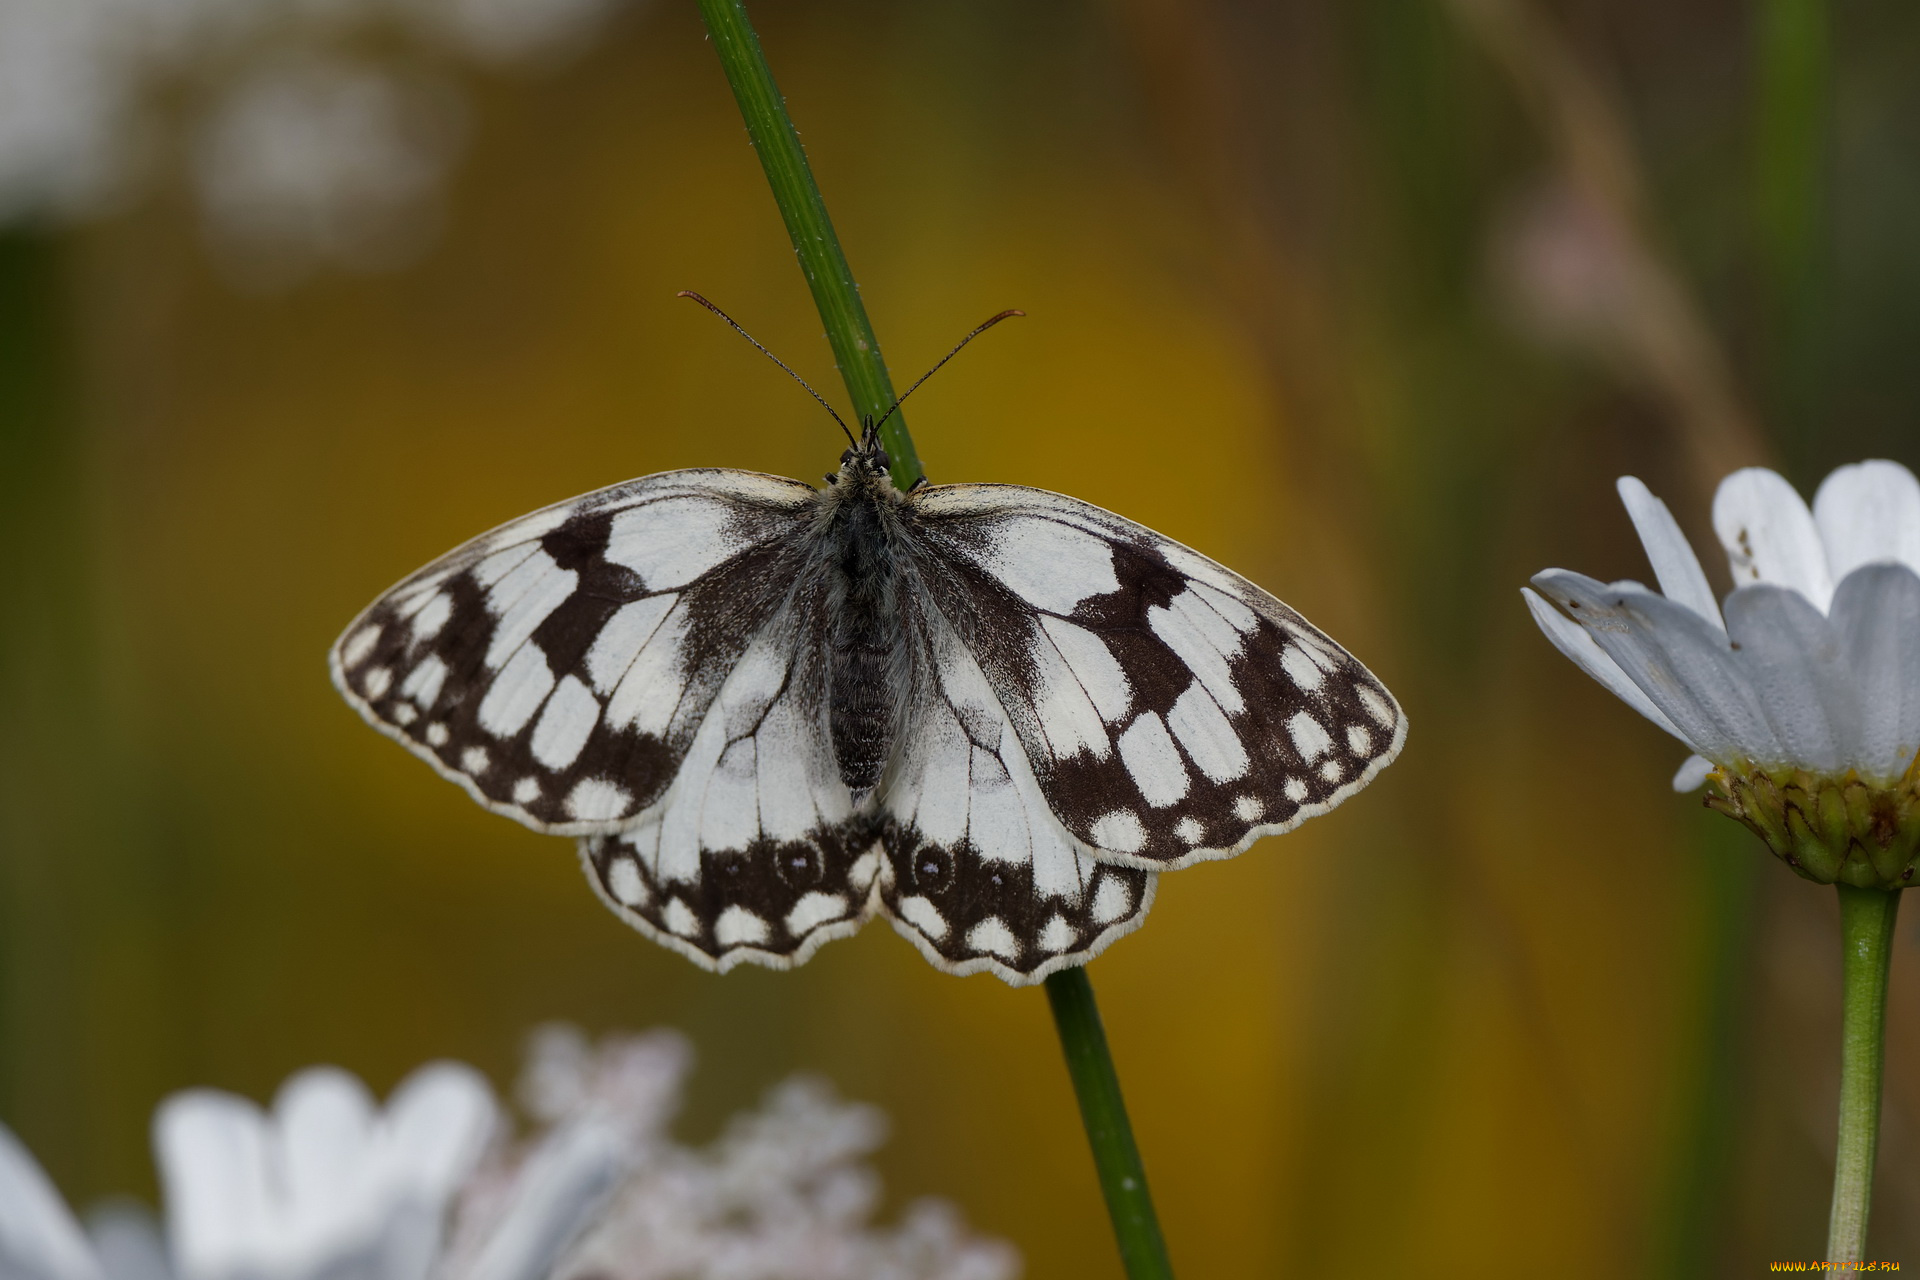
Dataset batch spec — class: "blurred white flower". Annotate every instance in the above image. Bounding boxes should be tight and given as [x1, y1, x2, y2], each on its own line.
[438, 1027, 693, 1280]
[1525, 460, 1920, 887]
[0, 1060, 521, 1280]
[156, 1064, 497, 1280]
[463, 1026, 1023, 1280]
[192, 54, 465, 283]
[0, 0, 636, 278]
[407, 0, 620, 65]
[0, 1028, 1019, 1280]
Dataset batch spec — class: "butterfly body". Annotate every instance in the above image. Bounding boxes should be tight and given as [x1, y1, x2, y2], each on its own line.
[816, 441, 913, 802]
[332, 434, 1403, 984]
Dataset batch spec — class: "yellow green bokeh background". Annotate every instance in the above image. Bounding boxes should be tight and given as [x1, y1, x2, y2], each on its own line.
[5, 1, 1920, 1275]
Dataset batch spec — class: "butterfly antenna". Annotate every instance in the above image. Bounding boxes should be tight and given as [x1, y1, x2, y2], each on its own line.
[676, 291, 856, 447]
[870, 309, 1025, 433]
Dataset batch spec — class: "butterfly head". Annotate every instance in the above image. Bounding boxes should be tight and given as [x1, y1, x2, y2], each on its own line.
[834, 418, 892, 483]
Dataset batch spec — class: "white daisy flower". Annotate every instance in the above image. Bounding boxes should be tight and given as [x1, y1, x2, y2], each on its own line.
[0, 1060, 616, 1280]
[0, 1029, 1019, 1280]
[1524, 460, 1920, 888]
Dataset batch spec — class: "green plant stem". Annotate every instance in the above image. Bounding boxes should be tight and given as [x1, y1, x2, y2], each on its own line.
[692, 5, 1173, 1273]
[692, 0, 922, 490]
[1046, 967, 1174, 1279]
[1827, 885, 1899, 1264]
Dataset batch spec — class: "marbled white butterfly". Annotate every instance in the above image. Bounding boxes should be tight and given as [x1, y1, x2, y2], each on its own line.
[331, 419, 1403, 984]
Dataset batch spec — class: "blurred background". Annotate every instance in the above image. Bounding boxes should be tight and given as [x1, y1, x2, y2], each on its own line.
[3, 0, 1919, 1273]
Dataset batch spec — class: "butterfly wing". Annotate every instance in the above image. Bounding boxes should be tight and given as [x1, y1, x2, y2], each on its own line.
[873, 585, 1154, 983]
[575, 589, 883, 973]
[330, 469, 820, 835]
[903, 483, 1405, 870]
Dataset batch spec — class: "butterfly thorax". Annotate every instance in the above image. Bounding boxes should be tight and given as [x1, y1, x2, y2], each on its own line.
[818, 449, 912, 804]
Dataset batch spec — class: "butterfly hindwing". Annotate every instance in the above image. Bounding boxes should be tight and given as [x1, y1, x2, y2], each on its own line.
[907, 484, 1405, 869]
[574, 592, 884, 972]
[875, 590, 1155, 982]
[579, 822, 880, 973]
[330, 469, 818, 834]
[577, 576, 1155, 983]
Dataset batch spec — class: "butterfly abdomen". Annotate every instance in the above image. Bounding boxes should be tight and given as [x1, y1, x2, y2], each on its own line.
[822, 474, 908, 800]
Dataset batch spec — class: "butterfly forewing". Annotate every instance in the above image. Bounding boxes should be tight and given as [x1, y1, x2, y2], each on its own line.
[908, 484, 1405, 869]
[330, 470, 818, 833]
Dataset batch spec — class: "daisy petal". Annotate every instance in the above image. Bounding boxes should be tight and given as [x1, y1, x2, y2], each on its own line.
[85, 1203, 173, 1280]
[1616, 476, 1724, 630]
[1521, 587, 1687, 739]
[1672, 754, 1714, 792]
[1530, 570, 1782, 764]
[1722, 585, 1860, 775]
[1828, 563, 1920, 784]
[1713, 467, 1834, 612]
[0, 1123, 102, 1280]
[382, 1062, 497, 1200]
[1812, 460, 1920, 580]
[154, 1091, 278, 1276]
[275, 1068, 379, 1254]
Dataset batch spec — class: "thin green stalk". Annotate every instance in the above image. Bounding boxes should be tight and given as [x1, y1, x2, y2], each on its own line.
[692, 0, 922, 490]
[1046, 968, 1175, 1279]
[1827, 885, 1899, 1264]
[691, 6, 1174, 1274]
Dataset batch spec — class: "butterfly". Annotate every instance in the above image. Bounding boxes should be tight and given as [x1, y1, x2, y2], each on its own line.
[331, 413, 1403, 985]
[337, 293, 1405, 990]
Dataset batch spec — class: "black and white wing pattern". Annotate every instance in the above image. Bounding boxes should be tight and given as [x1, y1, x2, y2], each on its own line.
[899, 485, 1404, 872]
[330, 469, 818, 834]
[574, 587, 885, 976]
[874, 585, 1156, 980]
[332, 457, 1403, 987]
[565, 512, 1154, 984]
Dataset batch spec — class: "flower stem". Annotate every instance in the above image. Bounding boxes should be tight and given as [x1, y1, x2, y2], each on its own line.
[1827, 885, 1899, 1264]
[691, 0, 922, 491]
[691, 5, 1174, 1272]
[1046, 967, 1175, 1279]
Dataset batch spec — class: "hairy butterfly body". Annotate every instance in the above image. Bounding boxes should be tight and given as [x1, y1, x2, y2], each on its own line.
[331, 428, 1404, 984]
